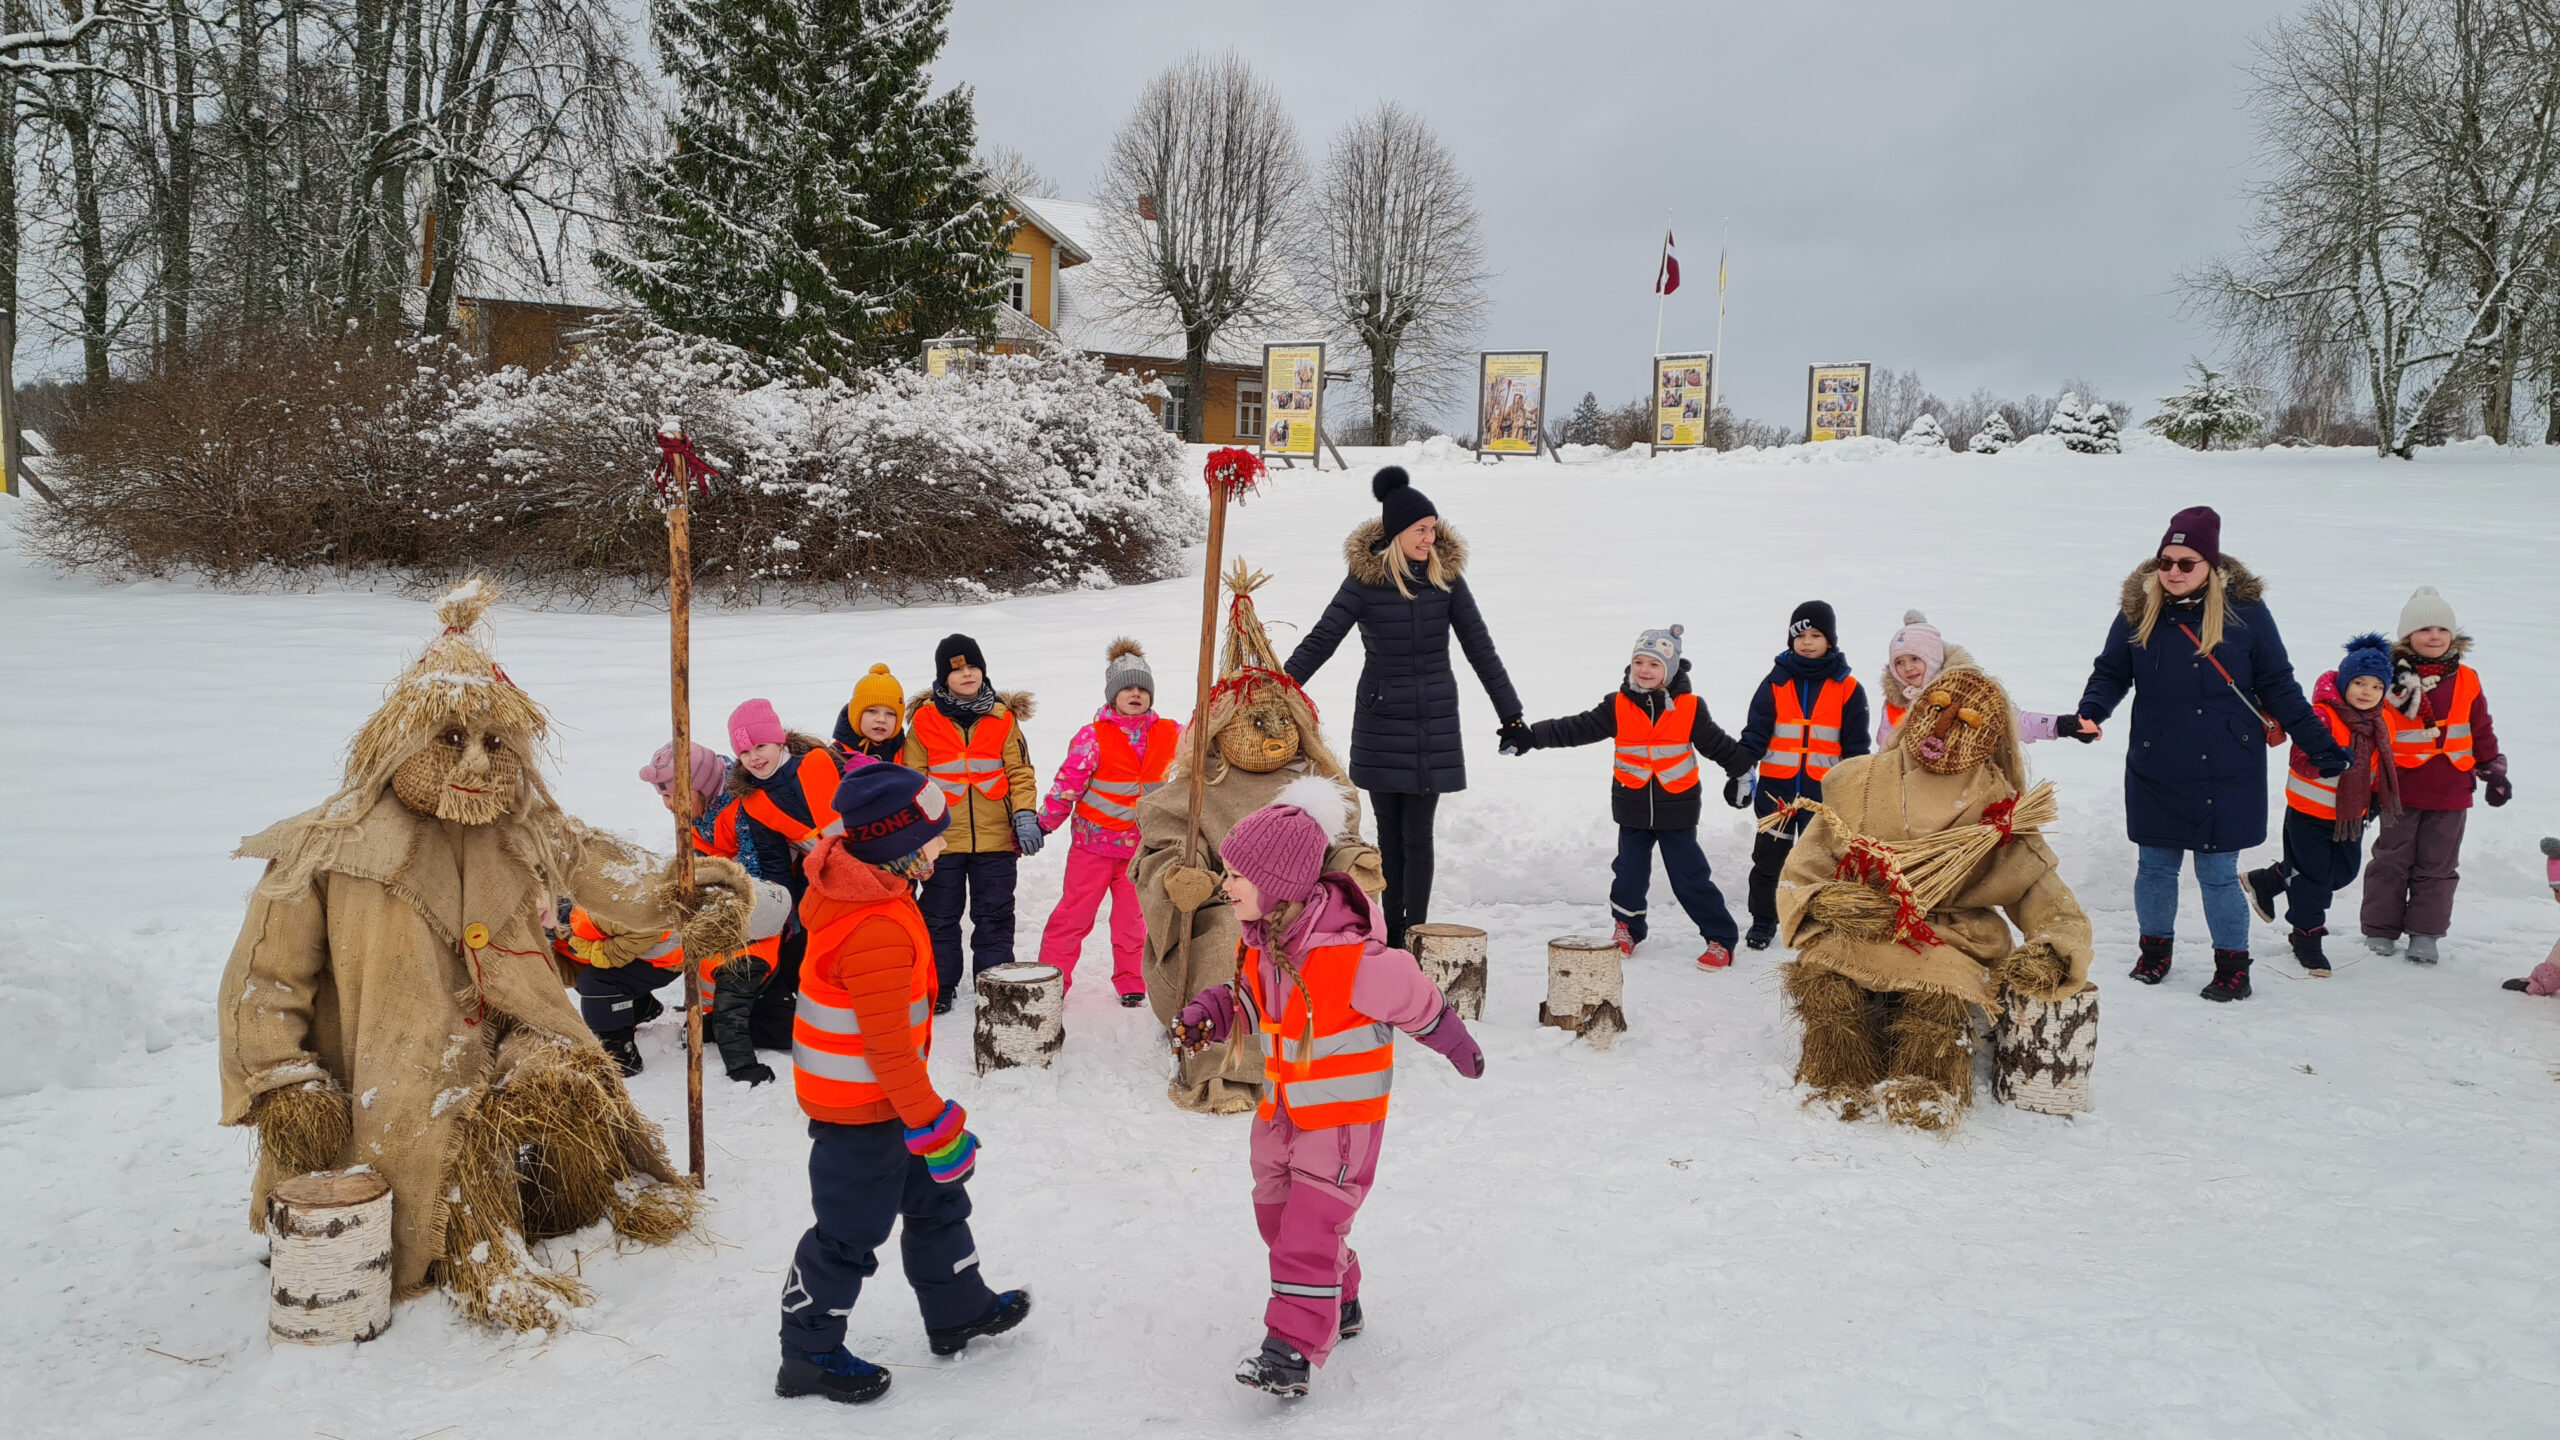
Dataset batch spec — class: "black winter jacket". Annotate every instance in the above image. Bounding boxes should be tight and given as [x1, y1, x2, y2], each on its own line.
[1525, 661, 1753, 830]
[1285, 518, 1522, 796]
[1739, 648, 1872, 831]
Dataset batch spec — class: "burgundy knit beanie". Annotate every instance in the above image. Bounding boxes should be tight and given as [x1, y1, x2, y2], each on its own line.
[2159, 506, 2222, 567]
[1221, 778, 1344, 907]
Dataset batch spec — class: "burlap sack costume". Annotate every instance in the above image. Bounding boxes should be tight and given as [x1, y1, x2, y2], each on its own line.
[1775, 666, 2091, 1130]
[1133, 563, 1382, 1113]
[217, 580, 724, 1329]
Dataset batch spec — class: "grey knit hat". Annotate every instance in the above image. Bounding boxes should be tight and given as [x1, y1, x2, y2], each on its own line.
[2396, 586, 2458, 641]
[1102, 638, 1154, 706]
[1632, 624, 1684, 669]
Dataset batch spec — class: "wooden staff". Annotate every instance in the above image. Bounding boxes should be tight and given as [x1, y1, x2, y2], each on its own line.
[655, 423, 711, 1184]
[1174, 449, 1264, 974]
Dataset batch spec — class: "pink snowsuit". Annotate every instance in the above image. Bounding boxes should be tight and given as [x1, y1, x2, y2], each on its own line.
[1186, 874, 1454, 1365]
[1035, 709, 1176, 995]
[2527, 853, 2560, 997]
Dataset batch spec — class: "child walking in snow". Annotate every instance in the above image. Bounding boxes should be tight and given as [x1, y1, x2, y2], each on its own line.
[1734, 601, 1872, 950]
[1169, 778, 1485, 1399]
[1873, 611, 2077, 749]
[2359, 588, 2511, 963]
[902, 634, 1042, 1011]
[2242, 635, 2400, 976]
[2498, 838, 2560, 996]
[833, 663, 907, 764]
[1034, 640, 1178, 1006]
[1507, 624, 1755, 968]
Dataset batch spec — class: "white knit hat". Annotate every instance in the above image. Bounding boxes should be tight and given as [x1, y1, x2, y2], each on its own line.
[2396, 587, 2458, 640]
[1632, 624, 1684, 668]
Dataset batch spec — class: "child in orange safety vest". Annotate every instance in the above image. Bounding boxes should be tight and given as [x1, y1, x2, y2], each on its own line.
[1170, 778, 1484, 1400]
[901, 634, 1042, 1012]
[1732, 600, 1871, 951]
[2357, 587, 2511, 964]
[1504, 624, 1757, 969]
[1032, 639, 1178, 1006]
[2241, 635, 2400, 976]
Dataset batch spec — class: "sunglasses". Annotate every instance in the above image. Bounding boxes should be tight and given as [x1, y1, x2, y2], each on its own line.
[2158, 556, 2209, 575]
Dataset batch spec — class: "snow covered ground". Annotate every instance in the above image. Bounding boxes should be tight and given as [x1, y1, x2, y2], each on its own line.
[4, 439, 2557, 1438]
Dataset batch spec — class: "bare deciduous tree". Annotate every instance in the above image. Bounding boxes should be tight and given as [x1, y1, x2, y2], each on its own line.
[976, 143, 1055, 199]
[1310, 101, 1486, 445]
[1094, 51, 1305, 442]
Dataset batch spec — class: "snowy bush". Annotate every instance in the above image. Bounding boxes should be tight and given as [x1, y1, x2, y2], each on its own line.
[2045, 392, 2121, 455]
[27, 333, 1202, 604]
[1968, 411, 2014, 453]
[1899, 413, 1948, 449]
[2146, 362, 2266, 450]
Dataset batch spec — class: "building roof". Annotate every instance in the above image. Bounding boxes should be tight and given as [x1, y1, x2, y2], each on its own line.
[1005, 195, 1093, 268]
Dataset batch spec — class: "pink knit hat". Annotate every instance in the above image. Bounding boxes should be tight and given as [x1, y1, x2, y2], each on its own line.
[640, 740, 730, 810]
[728, 698, 786, 754]
[1887, 609, 1945, 679]
[1221, 777, 1348, 907]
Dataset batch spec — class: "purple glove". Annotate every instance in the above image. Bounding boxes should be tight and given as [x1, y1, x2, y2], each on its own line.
[1411, 1001, 1484, 1078]
[1173, 985, 1237, 1052]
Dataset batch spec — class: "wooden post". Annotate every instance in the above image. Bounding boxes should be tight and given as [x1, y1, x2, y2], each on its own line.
[664, 433, 705, 1184]
[266, 1170, 394, 1345]
[1406, 923, 1487, 1021]
[974, 963, 1065, 1073]
[1173, 483, 1230, 974]
[1540, 935, 1626, 1049]
[1993, 982, 2097, 1115]
[1317, 423, 1347, 472]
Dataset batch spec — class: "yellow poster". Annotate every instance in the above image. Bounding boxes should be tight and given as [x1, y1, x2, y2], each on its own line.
[1653, 353, 1713, 449]
[1476, 351, 1547, 455]
[1261, 343, 1324, 458]
[923, 343, 970, 378]
[1806, 362, 1871, 442]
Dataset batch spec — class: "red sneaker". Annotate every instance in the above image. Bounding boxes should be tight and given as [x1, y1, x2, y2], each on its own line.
[1696, 942, 1733, 970]
[1611, 920, 1637, 956]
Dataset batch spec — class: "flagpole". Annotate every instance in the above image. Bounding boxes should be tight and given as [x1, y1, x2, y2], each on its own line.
[1651, 210, 1671, 359]
[1710, 221, 1728, 428]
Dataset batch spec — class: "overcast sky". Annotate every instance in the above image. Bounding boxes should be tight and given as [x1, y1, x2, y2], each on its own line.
[942, 0, 2303, 430]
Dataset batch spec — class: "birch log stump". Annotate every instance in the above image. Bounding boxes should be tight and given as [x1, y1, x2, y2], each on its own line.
[1406, 923, 1487, 1020]
[975, 963, 1065, 1074]
[266, 1170, 394, 1345]
[1992, 982, 2097, 1115]
[1539, 935, 1626, 1050]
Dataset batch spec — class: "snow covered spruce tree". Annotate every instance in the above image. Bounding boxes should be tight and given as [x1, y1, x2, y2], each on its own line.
[2146, 361, 2266, 450]
[1563, 391, 1606, 446]
[2046, 392, 2119, 454]
[1899, 413, 1948, 449]
[2084, 403, 2122, 453]
[601, 0, 1012, 379]
[1968, 411, 2014, 453]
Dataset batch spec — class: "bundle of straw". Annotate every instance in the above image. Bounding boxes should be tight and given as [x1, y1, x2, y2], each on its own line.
[1762, 781, 2058, 950]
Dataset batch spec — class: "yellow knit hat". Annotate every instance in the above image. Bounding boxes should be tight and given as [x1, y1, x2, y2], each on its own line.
[848, 663, 905, 724]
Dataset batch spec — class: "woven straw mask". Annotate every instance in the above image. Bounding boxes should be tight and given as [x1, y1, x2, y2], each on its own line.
[1902, 667, 2009, 775]
[1219, 702, 1302, 773]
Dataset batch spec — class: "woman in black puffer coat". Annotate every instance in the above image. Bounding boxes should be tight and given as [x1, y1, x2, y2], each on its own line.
[1286, 468, 1524, 948]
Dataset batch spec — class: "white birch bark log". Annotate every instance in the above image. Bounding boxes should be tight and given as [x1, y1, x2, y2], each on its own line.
[266, 1170, 394, 1345]
[1539, 934, 1625, 1050]
[975, 962, 1066, 1074]
[1406, 923, 1487, 1020]
[1993, 982, 2097, 1115]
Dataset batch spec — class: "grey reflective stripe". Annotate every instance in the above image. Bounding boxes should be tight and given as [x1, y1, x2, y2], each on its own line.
[1656, 753, 1699, 785]
[909, 996, 932, 1027]
[2441, 724, 2471, 739]
[1643, 744, 1691, 758]
[1280, 1022, 1393, 1064]
[1770, 723, 1807, 738]
[1271, 1281, 1340, 1298]
[797, 995, 863, 1034]
[2286, 772, 2336, 802]
[1080, 792, 1140, 820]
[953, 1249, 980, 1273]
[1137, 779, 1169, 796]
[1807, 725, 1841, 742]
[792, 1042, 876, 1083]
[1284, 1067, 1393, 1108]
[638, 934, 682, 962]
[1087, 779, 1145, 797]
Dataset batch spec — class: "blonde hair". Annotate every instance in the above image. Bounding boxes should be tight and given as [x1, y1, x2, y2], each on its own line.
[2132, 565, 2228, 654]
[1384, 539, 1450, 599]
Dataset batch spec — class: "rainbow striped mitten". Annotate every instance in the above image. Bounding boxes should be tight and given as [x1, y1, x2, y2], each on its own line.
[904, 1100, 977, 1184]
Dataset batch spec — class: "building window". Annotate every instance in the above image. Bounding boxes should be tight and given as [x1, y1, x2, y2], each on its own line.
[1161, 380, 1188, 435]
[1006, 255, 1031, 313]
[1236, 381, 1264, 440]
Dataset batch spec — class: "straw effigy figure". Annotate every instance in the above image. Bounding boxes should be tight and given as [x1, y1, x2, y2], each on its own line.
[217, 579, 741, 1329]
[1771, 665, 2092, 1130]
[1133, 561, 1383, 1114]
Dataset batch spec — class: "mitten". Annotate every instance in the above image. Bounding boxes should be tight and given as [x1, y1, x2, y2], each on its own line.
[1163, 864, 1220, 912]
[1722, 773, 1753, 810]
[2314, 746, 2351, 779]
[1172, 986, 1237, 1052]
[905, 1099, 978, 1184]
[2484, 773, 2511, 807]
[1012, 810, 1046, 856]
[1496, 717, 1534, 756]
[727, 1061, 776, 1087]
[1412, 1002, 1484, 1078]
[2061, 714, 2100, 743]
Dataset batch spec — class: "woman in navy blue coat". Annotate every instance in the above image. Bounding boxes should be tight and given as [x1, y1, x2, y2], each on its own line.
[1285, 469, 1524, 948]
[2067, 506, 2348, 1002]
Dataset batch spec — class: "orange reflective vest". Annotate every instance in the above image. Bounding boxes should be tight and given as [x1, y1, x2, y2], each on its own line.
[791, 896, 936, 1117]
[912, 706, 1015, 805]
[1759, 677, 1857, 783]
[1243, 940, 1394, 1129]
[561, 904, 768, 1000]
[1883, 700, 1908, 736]
[1075, 717, 1179, 830]
[2283, 704, 2359, 821]
[2383, 665, 2480, 772]
[740, 748, 846, 853]
[1612, 693, 1702, 792]
[692, 797, 740, 859]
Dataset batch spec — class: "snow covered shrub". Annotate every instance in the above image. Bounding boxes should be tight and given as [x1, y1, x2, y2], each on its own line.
[1968, 411, 2014, 453]
[2146, 362, 2265, 450]
[1899, 413, 1948, 448]
[2044, 392, 2120, 455]
[29, 333, 1200, 605]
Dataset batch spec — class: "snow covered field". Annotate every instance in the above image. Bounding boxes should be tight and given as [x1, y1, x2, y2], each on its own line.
[4, 440, 2556, 1438]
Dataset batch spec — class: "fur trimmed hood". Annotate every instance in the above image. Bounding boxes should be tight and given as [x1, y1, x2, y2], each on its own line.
[904, 688, 1037, 722]
[725, 730, 831, 798]
[2117, 554, 2265, 622]
[1343, 517, 1470, 587]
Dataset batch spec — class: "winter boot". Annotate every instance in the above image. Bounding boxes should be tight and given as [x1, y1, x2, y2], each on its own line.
[1234, 1336, 1311, 1398]
[2406, 933, 2441, 965]
[2131, 935, 2173, 985]
[1338, 1297, 1364, 1340]
[1745, 920, 1778, 951]
[2503, 977, 2532, 992]
[775, 1346, 891, 1404]
[2363, 934, 2399, 957]
[1612, 920, 1637, 957]
[1119, 992, 1146, 1008]
[2200, 949, 2253, 1002]
[2287, 927, 2331, 977]
[928, 1288, 1032, 1356]
[2242, 866, 2286, 925]
[600, 1032, 643, 1076]
[1696, 942, 1733, 971]
[934, 988, 957, 1016]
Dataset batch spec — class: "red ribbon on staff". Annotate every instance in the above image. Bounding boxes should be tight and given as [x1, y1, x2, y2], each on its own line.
[651, 426, 721, 502]
[1204, 446, 1264, 501]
